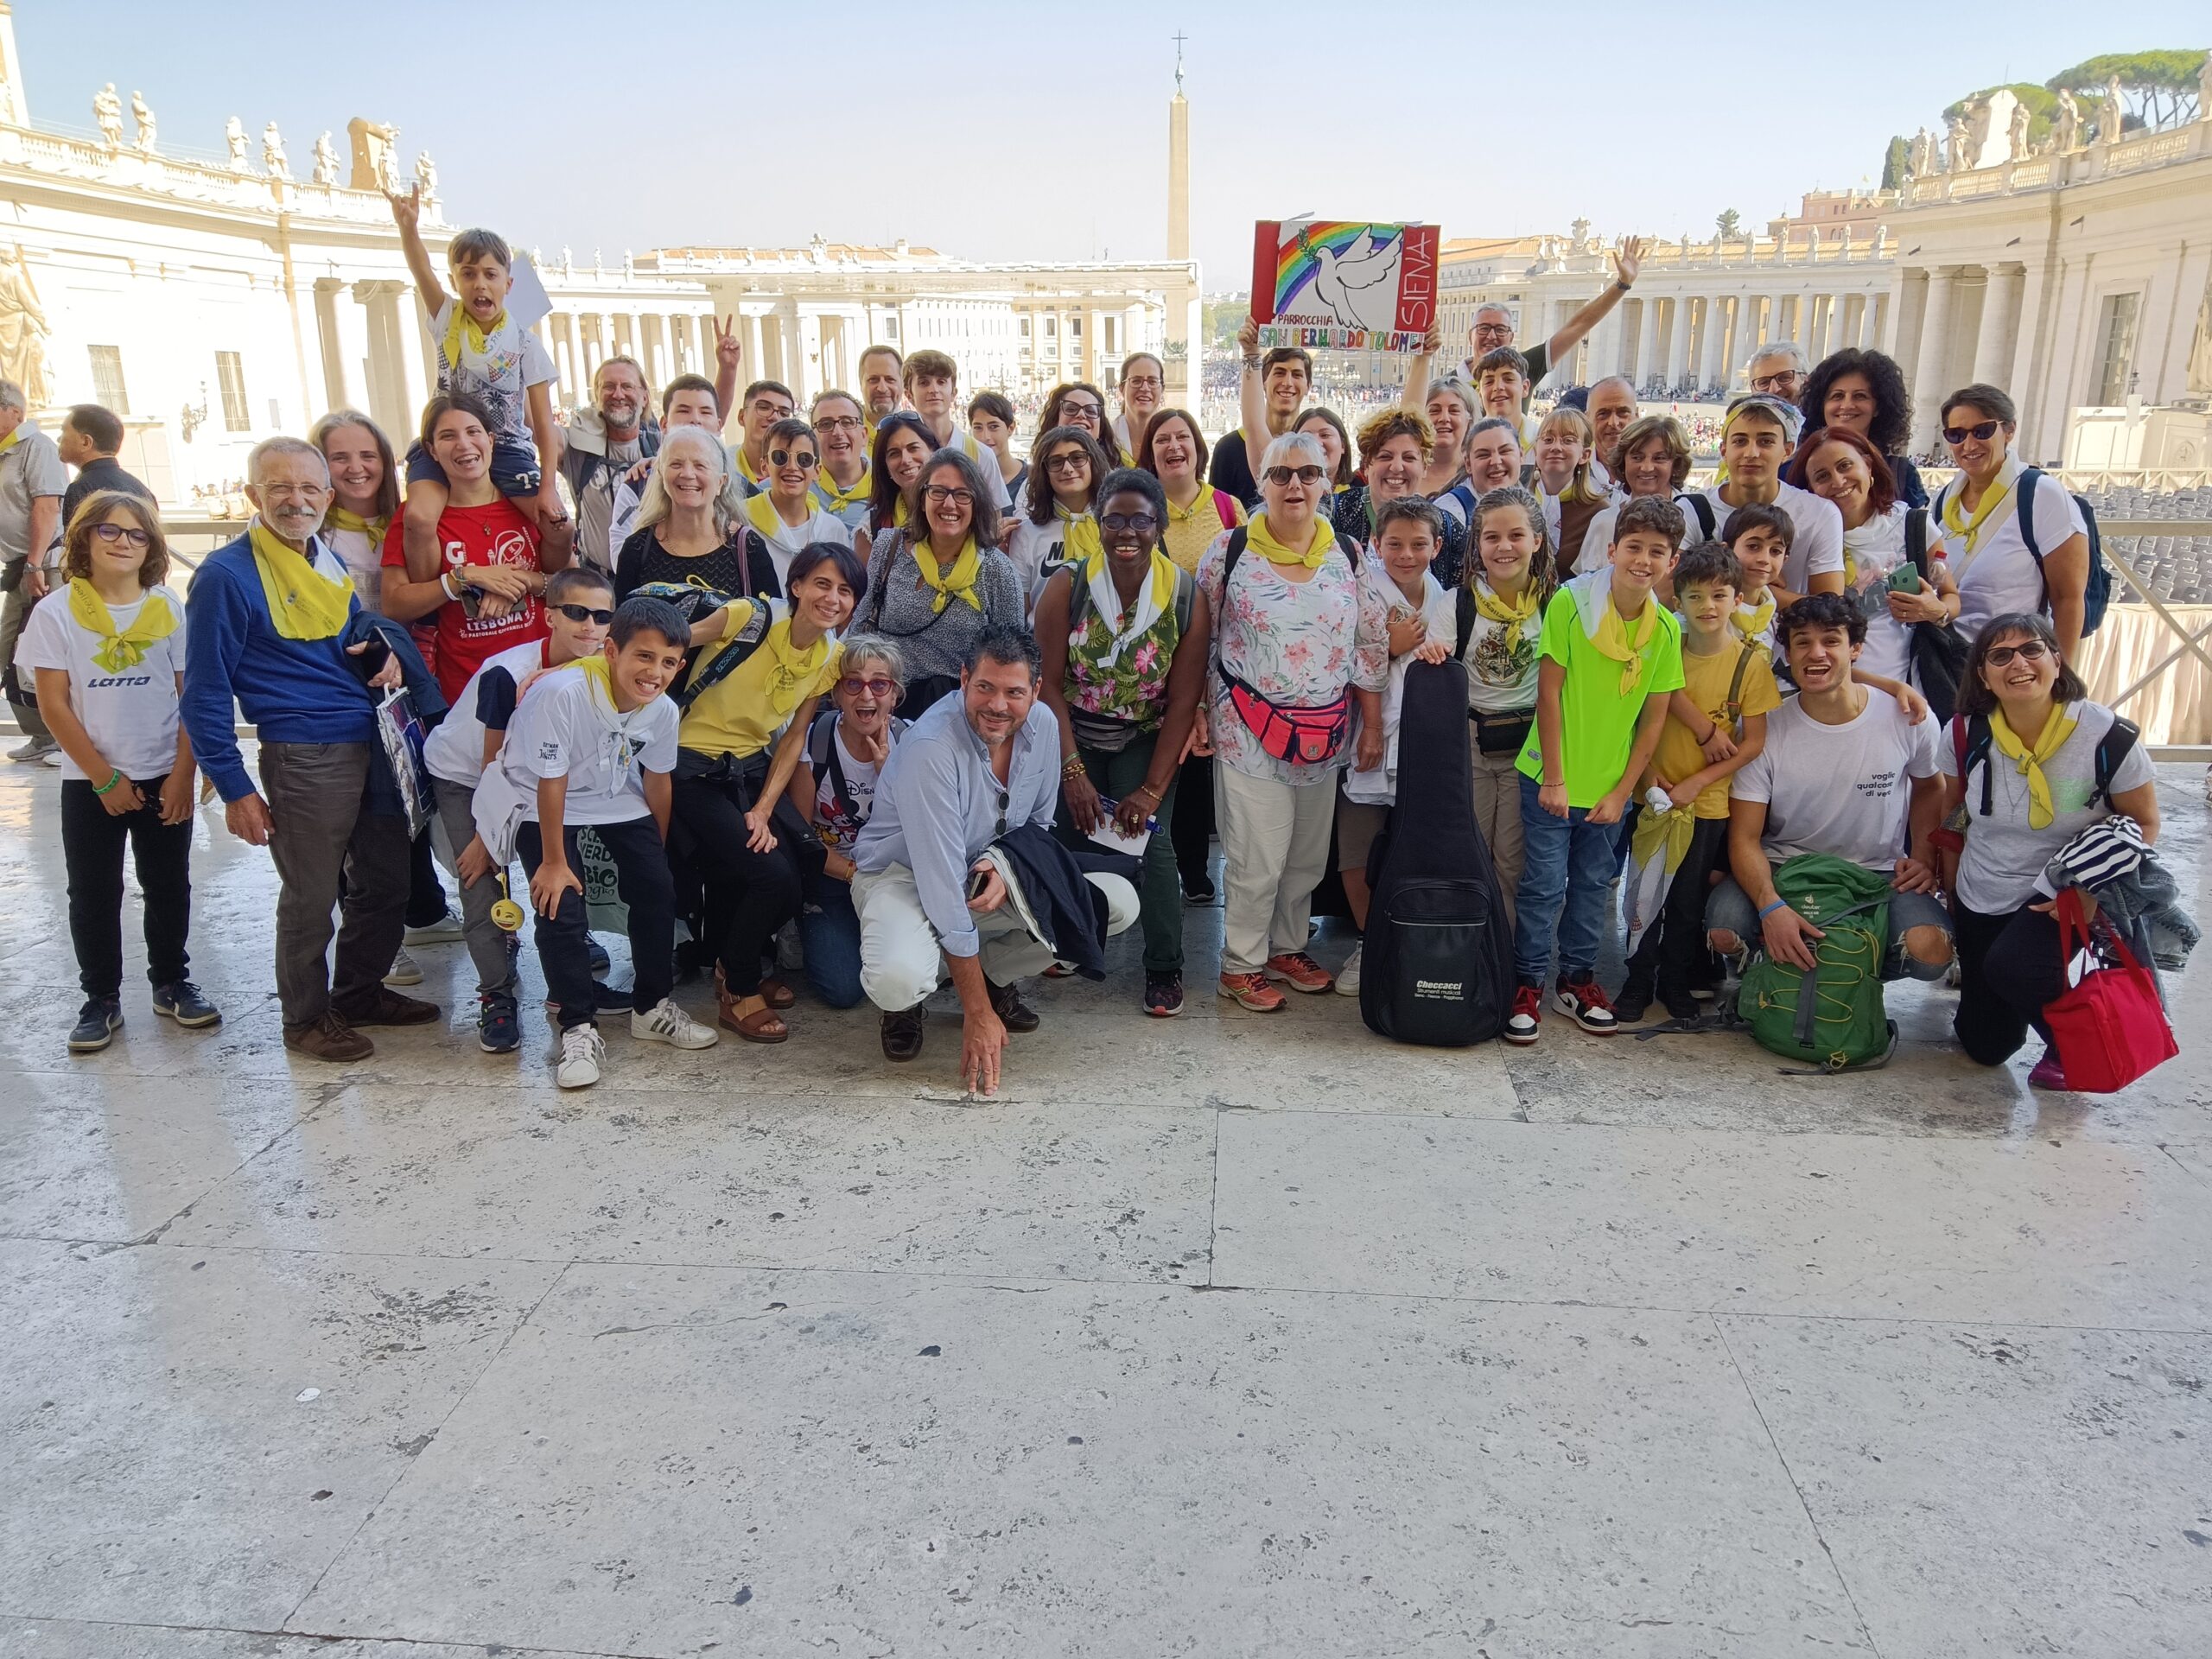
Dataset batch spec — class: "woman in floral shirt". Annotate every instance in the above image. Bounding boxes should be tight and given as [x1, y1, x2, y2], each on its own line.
[1035, 468, 1211, 1017]
[1198, 430, 1390, 1012]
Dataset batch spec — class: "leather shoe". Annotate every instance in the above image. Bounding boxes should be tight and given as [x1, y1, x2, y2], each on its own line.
[284, 1012, 374, 1062]
[880, 1005, 926, 1061]
[987, 977, 1039, 1033]
[331, 988, 441, 1027]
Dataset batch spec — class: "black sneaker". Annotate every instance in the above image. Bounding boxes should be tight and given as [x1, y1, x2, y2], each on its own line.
[1611, 975, 1655, 1024]
[1554, 975, 1619, 1034]
[1144, 971, 1185, 1018]
[987, 977, 1040, 1033]
[880, 1005, 926, 1061]
[1183, 877, 1216, 906]
[151, 980, 222, 1027]
[1661, 983, 1705, 1023]
[68, 997, 123, 1053]
[479, 993, 521, 1053]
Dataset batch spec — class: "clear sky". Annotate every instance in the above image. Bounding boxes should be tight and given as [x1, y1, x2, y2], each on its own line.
[12, 2, 2206, 286]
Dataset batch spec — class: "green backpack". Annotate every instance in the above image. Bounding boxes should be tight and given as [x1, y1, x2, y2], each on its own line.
[1735, 853, 1900, 1072]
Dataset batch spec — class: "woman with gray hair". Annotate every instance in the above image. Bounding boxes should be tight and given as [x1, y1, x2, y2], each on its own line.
[1199, 429, 1390, 1012]
[792, 632, 911, 1007]
[858, 446, 1025, 716]
[613, 423, 777, 604]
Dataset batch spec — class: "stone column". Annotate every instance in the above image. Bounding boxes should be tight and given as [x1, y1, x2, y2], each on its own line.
[1634, 298, 1660, 390]
[312, 277, 358, 412]
[1701, 297, 1732, 392]
[1969, 263, 2024, 389]
[780, 313, 805, 402]
[2004, 259, 2049, 408]
[1908, 266, 1959, 451]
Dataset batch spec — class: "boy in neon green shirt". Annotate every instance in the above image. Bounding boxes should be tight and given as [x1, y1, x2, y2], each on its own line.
[1508, 494, 1685, 1043]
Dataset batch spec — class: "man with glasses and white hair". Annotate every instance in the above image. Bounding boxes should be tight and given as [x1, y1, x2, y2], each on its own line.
[1745, 340, 1809, 404]
[0, 377, 67, 760]
[180, 435, 440, 1062]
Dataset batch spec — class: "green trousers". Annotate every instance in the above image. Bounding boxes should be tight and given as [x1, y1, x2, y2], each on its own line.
[1054, 725, 1184, 974]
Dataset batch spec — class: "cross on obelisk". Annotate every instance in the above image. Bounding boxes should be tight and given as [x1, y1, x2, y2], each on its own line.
[1173, 30, 1186, 92]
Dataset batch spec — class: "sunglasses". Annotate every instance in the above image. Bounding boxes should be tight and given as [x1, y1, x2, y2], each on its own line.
[91, 522, 152, 548]
[1984, 640, 2052, 668]
[838, 675, 896, 697]
[769, 448, 818, 469]
[1942, 420, 2003, 446]
[1046, 453, 1090, 474]
[994, 784, 1008, 842]
[1263, 465, 1326, 486]
[1101, 512, 1160, 533]
[556, 602, 616, 625]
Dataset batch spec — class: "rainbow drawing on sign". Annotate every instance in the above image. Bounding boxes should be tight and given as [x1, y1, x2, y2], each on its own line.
[1251, 217, 1439, 351]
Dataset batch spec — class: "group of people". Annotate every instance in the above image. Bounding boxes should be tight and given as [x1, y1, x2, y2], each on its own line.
[0, 202, 2161, 1096]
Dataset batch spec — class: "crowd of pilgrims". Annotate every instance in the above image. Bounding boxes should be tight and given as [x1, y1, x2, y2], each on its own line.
[13, 200, 2158, 1095]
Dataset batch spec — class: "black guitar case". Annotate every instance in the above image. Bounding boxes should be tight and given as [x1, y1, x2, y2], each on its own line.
[1357, 658, 1515, 1046]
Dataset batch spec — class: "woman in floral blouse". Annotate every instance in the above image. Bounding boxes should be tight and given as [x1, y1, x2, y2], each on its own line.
[1035, 468, 1211, 1017]
[1198, 430, 1390, 1012]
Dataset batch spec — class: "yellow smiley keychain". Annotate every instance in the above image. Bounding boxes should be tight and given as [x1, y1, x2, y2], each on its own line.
[489, 871, 526, 933]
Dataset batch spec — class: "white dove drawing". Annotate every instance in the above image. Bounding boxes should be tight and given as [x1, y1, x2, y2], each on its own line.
[1304, 229, 1403, 331]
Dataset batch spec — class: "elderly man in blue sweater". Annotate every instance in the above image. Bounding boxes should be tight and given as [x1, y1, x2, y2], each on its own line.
[181, 436, 441, 1061]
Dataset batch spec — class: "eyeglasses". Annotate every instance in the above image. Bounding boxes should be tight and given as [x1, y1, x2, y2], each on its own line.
[1750, 372, 1802, 393]
[1046, 453, 1090, 474]
[556, 602, 616, 625]
[1101, 512, 1160, 533]
[1263, 465, 1326, 486]
[923, 485, 975, 507]
[1059, 403, 1103, 420]
[1985, 640, 2052, 668]
[1122, 376, 1161, 392]
[91, 522, 152, 548]
[1942, 420, 2003, 446]
[769, 448, 818, 469]
[838, 675, 896, 697]
[813, 416, 863, 432]
[1472, 323, 1512, 340]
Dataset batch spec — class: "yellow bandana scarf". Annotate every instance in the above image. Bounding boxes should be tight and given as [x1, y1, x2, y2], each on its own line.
[1940, 454, 2022, 563]
[1730, 595, 1776, 647]
[325, 506, 390, 546]
[1988, 704, 2079, 830]
[912, 532, 982, 613]
[68, 578, 178, 673]
[1057, 506, 1103, 570]
[1084, 543, 1179, 671]
[814, 467, 869, 514]
[0, 425, 21, 459]
[247, 520, 353, 641]
[1589, 594, 1658, 696]
[1247, 511, 1332, 569]
[442, 303, 510, 372]
[760, 614, 836, 720]
[744, 491, 811, 546]
[1470, 575, 1540, 626]
[735, 448, 766, 488]
[1166, 486, 1224, 530]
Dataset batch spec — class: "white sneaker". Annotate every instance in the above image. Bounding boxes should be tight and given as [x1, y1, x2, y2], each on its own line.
[42, 747, 64, 767]
[631, 995, 718, 1049]
[383, 947, 424, 987]
[556, 1023, 605, 1088]
[8, 734, 56, 762]
[1334, 941, 1363, 996]
[404, 911, 467, 946]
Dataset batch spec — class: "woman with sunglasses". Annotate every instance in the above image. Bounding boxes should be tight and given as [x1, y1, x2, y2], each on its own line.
[1201, 430, 1389, 1013]
[744, 416, 857, 591]
[858, 447, 1025, 717]
[791, 634, 911, 1008]
[1006, 426, 1111, 607]
[1931, 384, 2091, 661]
[615, 424, 778, 604]
[1034, 467, 1211, 1017]
[1039, 381, 1124, 467]
[671, 542, 867, 1043]
[865, 413, 936, 541]
[1936, 613, 2158, 1088]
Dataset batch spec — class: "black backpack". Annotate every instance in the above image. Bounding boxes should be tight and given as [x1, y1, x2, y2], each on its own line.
[1951, 709, 2139, 819]
[2014, 467, 2113, 636]
[1357, 658, 1514, 1046]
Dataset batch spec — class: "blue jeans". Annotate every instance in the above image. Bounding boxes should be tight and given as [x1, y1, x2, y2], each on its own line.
[798, 868, 865, 1007]
[1512, 773, 1626, 987]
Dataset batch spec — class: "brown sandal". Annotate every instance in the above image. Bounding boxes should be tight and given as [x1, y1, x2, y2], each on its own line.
[719, 990, 789, 1044]
[759, 976, 797, 1010]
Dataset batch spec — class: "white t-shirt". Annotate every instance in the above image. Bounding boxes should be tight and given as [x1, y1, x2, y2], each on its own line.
[748, 500, 855, 591]
[1937, 700, 2157, 914]
[17, 584, 188, 782]
[1681, 481, 1847, 596]
[423, 636, 550, 786]
[1938, 471, 2085, 645]
[1732, 686, 1941, 871]
[428, 298, 556, 447]
[1344, 568, 1455, 804]
[1580, 492, 1704, 574]
[1005, 515, 1079, 610]
[1460, 583, 1542, 715]
[807, 712, 908, 853]
[323, 524, 385, 615]
[499, 665, 677, 827]
[1840, 504, 1947, 686]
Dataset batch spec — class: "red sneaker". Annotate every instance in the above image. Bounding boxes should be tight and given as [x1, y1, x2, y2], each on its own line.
[1218, 971, 1287, 1012]
[1264, 950, 1334, 994]
[1554, 976, 1619, 1033]
[1503, 983, 1543, 1045]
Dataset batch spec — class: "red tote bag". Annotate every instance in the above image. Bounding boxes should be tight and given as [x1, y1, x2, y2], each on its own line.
[2042, 888, 2177, 1093]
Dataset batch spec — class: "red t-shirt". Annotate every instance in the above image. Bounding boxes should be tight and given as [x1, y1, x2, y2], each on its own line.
[382, 499, 549, 702]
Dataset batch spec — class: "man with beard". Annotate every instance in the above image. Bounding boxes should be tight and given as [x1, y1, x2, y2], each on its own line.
[1585, 375, 1637, 493]
[558, 355, 657, 572]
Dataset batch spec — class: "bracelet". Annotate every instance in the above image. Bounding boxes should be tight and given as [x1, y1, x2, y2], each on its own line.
[440, 571, 462, 601]
[1060, 755, 1087, 779]
[92, 768, 122, 796]
[1758, 899, 1789, 919]
[1241, 355, 1261, 370]
[1540, 777, 1564, 790]
[1613, 278, 1631, 293]
[1698, 724, 1719, 745]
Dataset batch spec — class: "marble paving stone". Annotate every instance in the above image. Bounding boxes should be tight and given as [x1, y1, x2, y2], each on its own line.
[1208, 1109, 2212, 1328]
[167, 1084, 1215, 1282]
[293, 1266, 1869, 1657]
[0, 1617, 549, 1658]
[0, 1239, 563, 1631]
[1719, 1314, 2212, 1658]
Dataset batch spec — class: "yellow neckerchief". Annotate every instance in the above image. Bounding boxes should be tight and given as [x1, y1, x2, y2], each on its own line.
[325, 505, 390, 545]
[1083, 543, 1179, 671]
[1589, 592, 1659, 696]
[1940, 454, 2023, 564]
[1730, 593, 1776, 647]
[814, 466, 869, 513]
[1247, 511, 1332, 569]
[912, 531, 982, 613]
[744, 491, 812, 546]
[760, 612, 837, 720]
[1988, 702, 2080, 830]
[1056, 503, 1103, 569]
[0, 425, 21, 458]
[736, 448, 766, 488]
[442, 302, 510, 372]
[1471, 574, 1541, 626]
[247, 519, 353, 640]
[68, 577, 178, 673]
[1165, 483, 1227, 530]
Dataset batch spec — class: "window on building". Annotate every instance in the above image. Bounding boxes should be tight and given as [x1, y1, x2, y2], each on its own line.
[87, 346, 130, 416]
[1103, 317, 1118, 354]
[884, 316, 899, 340]
[1070, 316, 1083, 338]
[1020, 317, 1031, 339]
[2092, 291, 2141, 406]
[1044, 316, 1057, 339]
[214, 352, 251, 432]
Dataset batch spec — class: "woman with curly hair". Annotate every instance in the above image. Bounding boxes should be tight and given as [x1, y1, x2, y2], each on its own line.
[1789, 347, 1926, 507]
[1039, 381, 1126, 467]
[1331, 408, 1466, 588]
